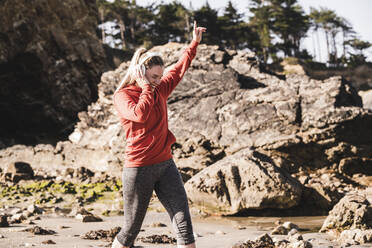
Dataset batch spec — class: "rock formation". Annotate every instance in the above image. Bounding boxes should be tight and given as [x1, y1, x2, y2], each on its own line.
[1, 41, 371, 216]
[320, 191, 372, 245]
[320, 193, 372, 232]
[184, 149, 302, 215]
[0, 0, 107, 146]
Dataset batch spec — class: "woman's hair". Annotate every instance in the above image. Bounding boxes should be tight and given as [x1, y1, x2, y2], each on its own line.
[115, 48, 164, 92]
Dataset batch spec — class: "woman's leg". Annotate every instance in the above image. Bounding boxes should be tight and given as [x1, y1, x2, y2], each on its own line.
[154, 159, 196, 247]
[113, 167, 156, 247]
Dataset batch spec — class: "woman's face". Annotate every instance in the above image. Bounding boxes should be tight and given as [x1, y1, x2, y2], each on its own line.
[145, 65, 164, 87]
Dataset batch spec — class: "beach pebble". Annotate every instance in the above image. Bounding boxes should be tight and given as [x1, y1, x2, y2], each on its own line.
[215, 230, 225, 235]
[23, 243, 35, 247]
[70, 207, 91, 217]
[58, 225, 70, 229]
[25, 220, 35, 225]
[275, 239, 290, 247]
[82, 215, 103, 222]
[27, 204, 43, 215]
[150, 222, 167, 227]
[30, 216, 41, 221]
[138, 234, 176, 244]
[290, 240, 312, 248]
[236, 233, 275, 248]
[23, 210, 33, 218]
[271, 225, 288, 235]
[41, 239, 56, 244]
[10, 213, 26, 223]
[56, 176, 64, 181]
[289, 233, 303, 242]
[73, 207, 102, 222]
[0, 234, 4, 238]
[275, 220, 283, 225]
[283, 221, 299, 230]
[81, 226, 121, 241]
[255, 233, 274, 243]
[288, 228, 299, 236]
[23, 226, 56, 235]
[75, 213, 84, 220]
[193, 232, 202, 238]
[53, 206, 65, 215]
[10, 208, 22, 215]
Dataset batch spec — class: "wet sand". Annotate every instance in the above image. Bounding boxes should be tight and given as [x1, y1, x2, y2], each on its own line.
[1, 210, 372, 248]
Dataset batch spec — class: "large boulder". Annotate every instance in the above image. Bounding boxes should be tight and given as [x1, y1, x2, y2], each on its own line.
[0, 0, 107, 146]
[184, 149, 302, 215]
[320, 193, 372, 233]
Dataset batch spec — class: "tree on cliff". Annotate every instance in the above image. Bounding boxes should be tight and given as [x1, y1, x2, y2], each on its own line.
[248, 0, 310, 62]
[95, 0, 369, 68]
[150, 2, 191, 46]
[309, 7, 340, 65]
[217, 1, 257, 50]
[345, 38, 372, 67]
[193, 2, 220, 46]
[269, 0, 309, 57]
[309, 7, 364, 66]
[248, 0, 274, 63]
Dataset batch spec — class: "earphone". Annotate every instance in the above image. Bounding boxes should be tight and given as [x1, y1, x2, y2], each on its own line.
[115, 52, 162, 92]
[137, 52, 161, 76]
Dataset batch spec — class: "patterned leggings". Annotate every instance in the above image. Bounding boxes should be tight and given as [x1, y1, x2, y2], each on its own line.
[116, 158, 195, 246]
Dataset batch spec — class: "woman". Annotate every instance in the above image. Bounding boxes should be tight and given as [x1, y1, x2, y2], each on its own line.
[112, 21, 206, 248]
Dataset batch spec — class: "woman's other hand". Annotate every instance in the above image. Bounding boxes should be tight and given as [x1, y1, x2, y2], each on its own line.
[192, 21, 206, 43]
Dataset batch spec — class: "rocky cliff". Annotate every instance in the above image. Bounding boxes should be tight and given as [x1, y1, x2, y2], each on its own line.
[0, 0, 107, 146]
[1, 41, 371, 216]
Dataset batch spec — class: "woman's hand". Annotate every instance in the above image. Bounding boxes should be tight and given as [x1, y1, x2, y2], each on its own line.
[135, 66, 153, 90]
[192, 21, 206, 43]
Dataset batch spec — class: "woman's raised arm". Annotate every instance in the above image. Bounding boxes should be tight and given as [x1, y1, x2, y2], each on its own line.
[158, 21, 206, 98]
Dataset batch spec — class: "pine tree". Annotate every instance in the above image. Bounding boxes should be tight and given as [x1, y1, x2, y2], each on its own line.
[193, 2, 220, 46]
[269, 0, 309, 57]
[151, 2, 190, 45]
[248, 0, 274, 63]
[345, 38, 371, 66]
[218, 1, 246, 49]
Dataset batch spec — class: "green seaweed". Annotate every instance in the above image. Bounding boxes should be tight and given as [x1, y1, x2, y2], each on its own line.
[0, 178, 123, 206]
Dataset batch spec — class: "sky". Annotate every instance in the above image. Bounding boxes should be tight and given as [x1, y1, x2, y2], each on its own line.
[134, 0, 372, 62]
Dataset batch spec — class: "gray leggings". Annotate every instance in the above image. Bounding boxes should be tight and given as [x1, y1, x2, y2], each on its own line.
[116, 158, 195, 246]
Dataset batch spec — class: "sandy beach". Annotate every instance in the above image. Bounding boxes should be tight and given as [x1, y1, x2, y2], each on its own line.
[1, 205, 372, 248]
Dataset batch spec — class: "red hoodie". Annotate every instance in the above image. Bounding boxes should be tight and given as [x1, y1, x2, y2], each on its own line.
[113, 40, 199, 167]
